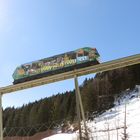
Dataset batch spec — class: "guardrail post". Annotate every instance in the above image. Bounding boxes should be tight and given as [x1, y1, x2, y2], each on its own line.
[74, 75, 89, 140]
[0, 93, 3, 140]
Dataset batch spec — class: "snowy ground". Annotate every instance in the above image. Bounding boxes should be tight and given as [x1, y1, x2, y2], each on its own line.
[42, 85, 140, 140]
[42, 133, 79, 140]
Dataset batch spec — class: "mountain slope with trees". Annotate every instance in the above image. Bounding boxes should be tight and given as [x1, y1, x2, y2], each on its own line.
[3, 63, 140, 136]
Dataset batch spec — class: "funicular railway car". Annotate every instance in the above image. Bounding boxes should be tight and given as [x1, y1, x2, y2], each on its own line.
[13, 47, 100, 84]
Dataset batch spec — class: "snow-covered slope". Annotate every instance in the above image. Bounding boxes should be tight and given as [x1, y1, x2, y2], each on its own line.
[42, 85, 140, 140]
[42, 133, 78, 140]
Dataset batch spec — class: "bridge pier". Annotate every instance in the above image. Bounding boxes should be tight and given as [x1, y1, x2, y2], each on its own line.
[0, 93, 3, 140]
[74, 75, 89, 140]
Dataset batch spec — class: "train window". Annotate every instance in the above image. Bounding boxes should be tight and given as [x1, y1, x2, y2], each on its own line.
[84, 51, 88, 56]
[32, 63, 40, 69]
[78, 53, 83, 57]
[67, 52, 76, 59]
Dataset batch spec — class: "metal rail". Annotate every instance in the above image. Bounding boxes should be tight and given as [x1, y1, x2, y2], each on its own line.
[0, 53, 140, 95]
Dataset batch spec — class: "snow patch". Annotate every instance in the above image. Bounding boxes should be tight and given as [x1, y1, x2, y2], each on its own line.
[42, 85, 140, 140]
[42, 133, 79, 140]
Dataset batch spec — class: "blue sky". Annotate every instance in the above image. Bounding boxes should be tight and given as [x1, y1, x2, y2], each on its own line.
[0, 0, 140, 108]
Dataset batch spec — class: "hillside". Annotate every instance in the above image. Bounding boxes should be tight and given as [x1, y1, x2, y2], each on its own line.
[42, 85, 140, 140]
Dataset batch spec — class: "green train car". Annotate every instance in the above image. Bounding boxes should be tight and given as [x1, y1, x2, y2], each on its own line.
[13, 47, 100, 84]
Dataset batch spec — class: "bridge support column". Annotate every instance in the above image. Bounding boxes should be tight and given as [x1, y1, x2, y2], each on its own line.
[74, 75, 89, 140]
[0, 93, 3, 140]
